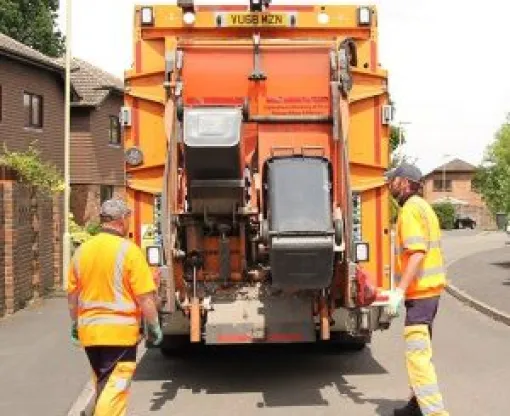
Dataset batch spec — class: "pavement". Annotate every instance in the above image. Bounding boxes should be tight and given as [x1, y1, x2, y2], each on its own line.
[0, 296, 90, 416]
[0, 230, 508, 416]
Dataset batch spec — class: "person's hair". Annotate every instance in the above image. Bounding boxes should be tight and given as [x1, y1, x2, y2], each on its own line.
[100, 215, 115, 224]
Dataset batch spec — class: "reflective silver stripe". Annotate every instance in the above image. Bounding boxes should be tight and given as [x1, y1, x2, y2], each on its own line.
[114, 241, 130, 301]
[79, 301, 135, 312]
[394, 265, 445, 283]
[414, 383, 441, 398]
[115, 378, 131, 392]
[398, 240, 441, 255]
[78, 315, 138, 326]
[418, 266, 446, 280]
[79, 240, 136, 313]
[403, 236, 427, 246]
[420, 399, 446, 415]
[406, 339, 429, 352]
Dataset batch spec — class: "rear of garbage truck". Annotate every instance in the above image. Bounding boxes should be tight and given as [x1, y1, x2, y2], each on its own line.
[122, 2, 395, 353]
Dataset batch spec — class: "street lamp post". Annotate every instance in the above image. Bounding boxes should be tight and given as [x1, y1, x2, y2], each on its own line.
[442, 153, 451, 195]
[396, 121, 411, 162]
[63, 0, 72, 290]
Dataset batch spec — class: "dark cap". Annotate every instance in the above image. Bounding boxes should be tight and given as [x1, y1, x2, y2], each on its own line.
[99, 199, 132, 221]
[385, 163, 423, 183]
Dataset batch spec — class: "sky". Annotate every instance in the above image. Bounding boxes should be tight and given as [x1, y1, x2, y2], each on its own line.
[58, 0, 510, 174]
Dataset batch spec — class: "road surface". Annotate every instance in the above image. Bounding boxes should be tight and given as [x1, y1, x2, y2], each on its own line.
[125, 231, 510, 416]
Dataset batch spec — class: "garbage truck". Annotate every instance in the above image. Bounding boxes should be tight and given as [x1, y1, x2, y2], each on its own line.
[121, 1, 395, 354]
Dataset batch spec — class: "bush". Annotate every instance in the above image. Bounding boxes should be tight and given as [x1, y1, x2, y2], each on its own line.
[70, 214, 92, 247]
[432, 202, 456, 230]
[0, 143, 64, 195]
[70, 216, 102, 247]
[85, 222, 101, 236]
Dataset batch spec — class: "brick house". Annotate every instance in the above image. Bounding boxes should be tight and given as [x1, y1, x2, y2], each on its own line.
[69, 58, 125, 225]
[422, 158, 495, 229]
[0, 33, 65, 315]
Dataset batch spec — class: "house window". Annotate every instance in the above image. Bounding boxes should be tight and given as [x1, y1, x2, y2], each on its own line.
[24, 92, 43, 128]
[109, 116, 121, 145]
[100, 185, 114, 204]
[433, 179, 452, 192]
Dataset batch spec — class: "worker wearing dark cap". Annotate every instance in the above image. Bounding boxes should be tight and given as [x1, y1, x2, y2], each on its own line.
[67, 198, 163, 416]
[385, 163, 449, 416]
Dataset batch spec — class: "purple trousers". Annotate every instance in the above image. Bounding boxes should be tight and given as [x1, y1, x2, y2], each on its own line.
[405, 296, 440, 337]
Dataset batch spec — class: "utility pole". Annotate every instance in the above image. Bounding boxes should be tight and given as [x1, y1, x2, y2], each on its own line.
[63, 0, 72, 289]
[442, 154, 451, 194]
[397, 121, 411, 162]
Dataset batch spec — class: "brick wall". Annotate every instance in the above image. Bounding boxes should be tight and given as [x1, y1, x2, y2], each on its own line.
[71, 184, 126, 225]
[0, 180, 63, 316]
[0, 183, 5, 317]
[423, 172, 495, 229]
[13, 185, 34, 309]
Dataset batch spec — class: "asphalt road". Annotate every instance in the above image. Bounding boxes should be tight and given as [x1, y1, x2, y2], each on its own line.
[126, 232, 510, 416]
[449, 247, 510, 315]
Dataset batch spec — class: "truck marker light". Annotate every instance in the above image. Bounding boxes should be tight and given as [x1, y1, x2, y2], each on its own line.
[183, 11, 196, 25]
[318, 11, 330, 25]
[146, 246, 163, 266]
[358, 6, 371, 26]
[355, 242, 370, 263]
[141, 7, 154, 26]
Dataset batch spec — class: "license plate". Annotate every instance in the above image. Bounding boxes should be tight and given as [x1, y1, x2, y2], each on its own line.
[225, 12, 289, 27]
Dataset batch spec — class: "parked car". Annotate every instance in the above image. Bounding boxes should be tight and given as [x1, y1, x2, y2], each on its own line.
[454, 216, 477, 229]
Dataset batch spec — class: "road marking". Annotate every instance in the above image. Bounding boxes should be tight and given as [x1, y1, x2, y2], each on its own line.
[66, 345, 148, 416]
[66, 380, 95, 416]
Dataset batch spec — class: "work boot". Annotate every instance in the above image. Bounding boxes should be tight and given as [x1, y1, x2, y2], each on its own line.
[394, 397, 423, 416]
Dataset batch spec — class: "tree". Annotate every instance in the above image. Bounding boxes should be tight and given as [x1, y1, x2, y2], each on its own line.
[390, 125, 405, 153]
[472, 114, 510, 215]
[0, 0, 64, 57]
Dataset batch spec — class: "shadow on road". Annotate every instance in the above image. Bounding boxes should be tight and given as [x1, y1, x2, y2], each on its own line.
[491, 261, 510, 270]
[133, 343, 392, 412]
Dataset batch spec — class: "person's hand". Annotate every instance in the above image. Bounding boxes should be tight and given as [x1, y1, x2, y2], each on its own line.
[70, 321, 80, 346]
[147, 320, 163, 346]
[387, 288, 405, 317]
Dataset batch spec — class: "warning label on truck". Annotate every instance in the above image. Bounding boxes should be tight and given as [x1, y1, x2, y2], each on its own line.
[264, 96, 330, 115]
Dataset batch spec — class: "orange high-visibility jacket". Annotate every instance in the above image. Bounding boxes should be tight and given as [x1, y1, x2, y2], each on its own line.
[396, 196, 446, 299]
[68, 231, 156, 346]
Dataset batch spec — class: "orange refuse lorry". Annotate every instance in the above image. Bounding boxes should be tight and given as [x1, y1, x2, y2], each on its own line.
[122, 1, 395, 354]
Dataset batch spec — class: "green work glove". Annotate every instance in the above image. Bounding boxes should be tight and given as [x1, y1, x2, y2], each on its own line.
[387, 288, 405, 318]
[147, 320, 163, 346]
[70, 321, 80, 346]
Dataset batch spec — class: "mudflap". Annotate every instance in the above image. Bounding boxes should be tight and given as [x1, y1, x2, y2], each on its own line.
[205, 291, 316, 345]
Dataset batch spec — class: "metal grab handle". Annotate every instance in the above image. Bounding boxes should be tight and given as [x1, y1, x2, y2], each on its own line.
[301, 146, 325, 157]
[270, 146, 295, 157]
